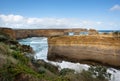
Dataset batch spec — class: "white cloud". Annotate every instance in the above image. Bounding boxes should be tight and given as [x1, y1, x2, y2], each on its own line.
[0, 14, 119, 30]
[96, 22, 102, 25]
[110, 4, 120, 11]
[0, 14, 24, 22]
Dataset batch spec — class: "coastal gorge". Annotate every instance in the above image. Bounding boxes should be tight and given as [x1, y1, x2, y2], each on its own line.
[0, 27, 120, 68]
[0, 27, 120, 81]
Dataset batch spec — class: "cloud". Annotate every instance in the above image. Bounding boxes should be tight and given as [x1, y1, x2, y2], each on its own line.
[110, 4, 120, 11]
[0, 14, 79, 29]
[0, 14, 24, 22]
[0, 14, 119, 30]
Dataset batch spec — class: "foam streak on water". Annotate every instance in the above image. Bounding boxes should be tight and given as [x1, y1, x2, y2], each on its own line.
[19, 37, 120, 81]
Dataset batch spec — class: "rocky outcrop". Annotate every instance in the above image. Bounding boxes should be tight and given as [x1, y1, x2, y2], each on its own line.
[47, 36, 120, 68]
[0, 27, 16, 39]
[20, 45, 34, 54]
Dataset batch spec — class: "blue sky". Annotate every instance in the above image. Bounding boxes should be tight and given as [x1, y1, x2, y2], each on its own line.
[0, 0, 120, 30]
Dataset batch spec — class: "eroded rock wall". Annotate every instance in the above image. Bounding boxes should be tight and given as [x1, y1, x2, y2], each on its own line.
[47, 36, 120, 68]
[0, 27, 99, 39]
[14, 29, 65, 39]
[14, 28, 90, 39]
[0, 27, 16, 39]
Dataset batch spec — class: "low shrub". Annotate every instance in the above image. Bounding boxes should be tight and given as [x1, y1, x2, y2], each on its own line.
[12, 51, 29, 64]
[0, 43, 10, 55]
[0, 61, 43, 81]
[88, 65, 111, 80]
[60, 68, 75, 76]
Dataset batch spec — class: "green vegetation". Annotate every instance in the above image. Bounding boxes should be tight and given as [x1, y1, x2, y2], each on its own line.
[12, 51, 29, 64]
[58, 66, 111, 81]
[59, 68, 75, 76]
[79, 66, 111, 81]
[88, 65, 111, 80]
[0, 32, 111, 81]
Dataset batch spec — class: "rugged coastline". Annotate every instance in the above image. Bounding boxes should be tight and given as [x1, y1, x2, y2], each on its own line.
[48, 36, 120, 68]
[0, 27, 120, 81]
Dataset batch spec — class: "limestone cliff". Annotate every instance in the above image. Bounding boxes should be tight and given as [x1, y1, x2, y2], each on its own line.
[0, 27, 16, 39]
[47, 36, 120, 68]
[14, 29, 65, 39]
[0, 27, 98, 39]
[14, 28, 90, 39]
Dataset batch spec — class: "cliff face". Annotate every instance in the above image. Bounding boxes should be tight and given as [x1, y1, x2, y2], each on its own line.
[0, 27, 16, 39]
[14, 28, 90, 39]
[14, 29, 65, 39]
[0, 27, 99, 39]
[48, 36, 120, 68]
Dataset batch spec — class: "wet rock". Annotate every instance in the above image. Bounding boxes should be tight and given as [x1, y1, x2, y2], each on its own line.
[20, 45, 34, 54]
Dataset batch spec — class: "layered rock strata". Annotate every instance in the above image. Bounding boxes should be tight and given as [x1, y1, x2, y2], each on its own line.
[47, 36, 120, 68]
[0, 27, 98, 39]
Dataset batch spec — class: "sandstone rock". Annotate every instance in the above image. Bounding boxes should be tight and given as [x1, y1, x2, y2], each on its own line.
[20, 45, 34, 54]
[47, 36, 120, 68]
[0, 27, 16, 39]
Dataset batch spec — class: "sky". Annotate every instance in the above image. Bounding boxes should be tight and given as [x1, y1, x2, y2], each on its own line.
[0, 0, 120, 30]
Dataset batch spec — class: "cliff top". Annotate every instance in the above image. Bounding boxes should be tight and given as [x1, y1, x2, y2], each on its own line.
[48, 35, 120, 49]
